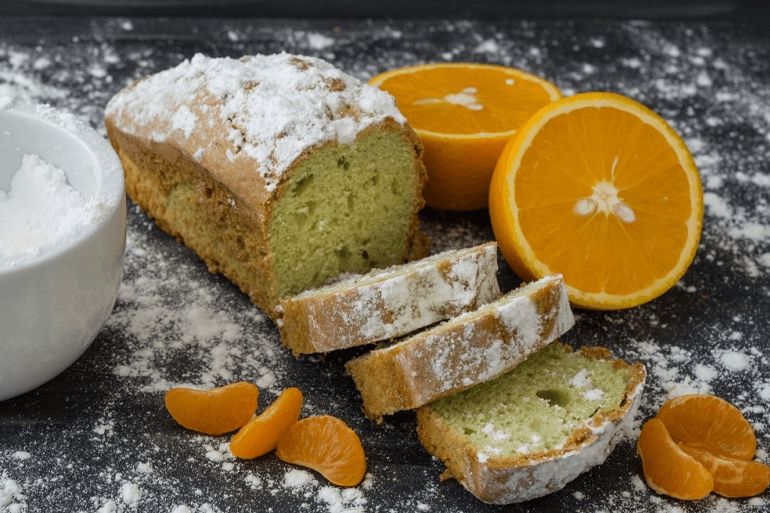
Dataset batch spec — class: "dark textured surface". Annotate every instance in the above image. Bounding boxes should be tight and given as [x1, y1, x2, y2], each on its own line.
[1, 15, 770, 512]
[2, 1, 768, 20]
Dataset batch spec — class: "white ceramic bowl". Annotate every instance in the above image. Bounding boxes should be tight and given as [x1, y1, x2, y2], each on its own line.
[0, 98, 126, 401]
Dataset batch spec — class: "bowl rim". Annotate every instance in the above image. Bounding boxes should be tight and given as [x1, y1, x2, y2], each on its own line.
[0, 97, 126, 274]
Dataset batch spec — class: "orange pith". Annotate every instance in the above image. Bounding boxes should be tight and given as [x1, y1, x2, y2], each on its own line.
[679, 443, 770, 498]
[370, 62, 562, 211]
[637, 418, 714, 500]
[656, 394, 756, 461]
[230, 387, 303, 459]
[164, 382, 258, 436]
[489, 91, 703, 310]
[275, 415, 367, 487]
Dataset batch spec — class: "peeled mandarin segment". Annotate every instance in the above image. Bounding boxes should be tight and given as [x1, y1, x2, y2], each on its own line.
[656, 394, 757, 461]
[370, 62, 562, 211]
[164, 382, 259, 436]
[679, 443, 770, 498]
[637, 418, 714, 500]
[276, 415, 367, 487]
[230, 387, 303, 459]
[489, 91, 704, 309]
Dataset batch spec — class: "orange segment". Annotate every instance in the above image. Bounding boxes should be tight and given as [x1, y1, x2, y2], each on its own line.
[637, 418, 714, 500]
[370, 63, 561, 211]
[679, 443, 770, 498]
[656, 394, 756, 461]
[230, 387, 303, 459]
[164, 382, 258, 436]
[489, 91, 703, 309]
[276, 415, 366, 487]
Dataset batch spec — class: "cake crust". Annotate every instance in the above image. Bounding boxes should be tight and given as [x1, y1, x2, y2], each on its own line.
[415, 344, 647, 504]
[278, 242, 500, 355]
[345, 275, 574, 419]
[105, 53, 428, 319]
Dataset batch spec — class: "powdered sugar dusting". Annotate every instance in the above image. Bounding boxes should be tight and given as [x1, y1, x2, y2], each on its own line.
[373, 275, 574, 410]
[496, 295, 540, 350]
[105, 53, 405, 191]
[285, 243, 500, 352]
[105, 215, 288, 394]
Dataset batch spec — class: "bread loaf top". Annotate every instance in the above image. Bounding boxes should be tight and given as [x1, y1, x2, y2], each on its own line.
[105, 53, 407, 209]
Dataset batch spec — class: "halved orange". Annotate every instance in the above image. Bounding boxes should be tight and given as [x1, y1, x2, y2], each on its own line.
[489, 92, 703, 309]
[637, 418, 714, 500]
[230, 387, 303, 459]
[656, 394, 756, 461]
[276, 415, 366, 487]
[164, 382, 258, 436]
[370, 62, 562, 211]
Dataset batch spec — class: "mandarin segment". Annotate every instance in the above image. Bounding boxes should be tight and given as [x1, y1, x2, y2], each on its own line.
[370, 62, 561, 211]
[276, 415, 367, 487]
[489, 91, 703, 309]
[164, 382, 259, 436]
[230, 387, 303, 459]
[637, 418, 714, 500]
[679, 443, 770, 498]
[656, 394, 756, 461]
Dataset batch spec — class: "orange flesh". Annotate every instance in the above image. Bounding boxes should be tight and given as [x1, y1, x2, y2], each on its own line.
[230, 387, 303, 459]
[656, 394, 756, 461]
[515, 106, 692, 297]
[680, 443, 770, 498]
[276, 415, 366, 487]
[637, 418, 714, 500]
[378, 66, 558, 135]
[164, 382, 258, 436]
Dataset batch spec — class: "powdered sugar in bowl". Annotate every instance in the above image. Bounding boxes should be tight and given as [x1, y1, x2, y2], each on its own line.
[0, 98, 126, 401]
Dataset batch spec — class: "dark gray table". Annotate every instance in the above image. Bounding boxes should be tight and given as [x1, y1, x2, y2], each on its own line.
[1, 15, 769, 513]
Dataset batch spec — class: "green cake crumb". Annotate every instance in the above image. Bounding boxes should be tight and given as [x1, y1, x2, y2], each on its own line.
[432, 343, 629, 456]
[270, 130, 420, 298]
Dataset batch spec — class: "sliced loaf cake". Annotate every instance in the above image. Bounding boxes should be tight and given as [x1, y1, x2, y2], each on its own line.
[278, 242, 500, 355]
[345, 274, 574, 419]
[105, 53, 428, 320]
[416, 342, 646, 504]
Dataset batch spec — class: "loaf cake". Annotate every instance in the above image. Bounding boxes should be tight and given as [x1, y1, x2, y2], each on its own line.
[416, 343, 646, 504]
[278, 242, 500, 355]
[346, 274, 574, 419]
[104, 53, 428, 320]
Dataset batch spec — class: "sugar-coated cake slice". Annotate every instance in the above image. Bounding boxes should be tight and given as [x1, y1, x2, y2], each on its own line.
[345, 275, 574, 419]
[416, 343, 646, 504]
[278, 242, 500, 356]
[105, 53, 427, 320]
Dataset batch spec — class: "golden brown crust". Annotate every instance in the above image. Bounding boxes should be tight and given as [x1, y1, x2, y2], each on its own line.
[106, 122, 278, 314]
[415, 343, 647, 504]
[106, 100, 427, 321]
[279, 242, 499, 356]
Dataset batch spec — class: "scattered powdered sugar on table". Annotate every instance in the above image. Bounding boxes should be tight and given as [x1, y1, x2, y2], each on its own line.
[2, 17, 770, 513]
[107, 215, 288, 394]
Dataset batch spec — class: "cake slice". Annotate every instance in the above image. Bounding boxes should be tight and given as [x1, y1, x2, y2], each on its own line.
[104, 53, 427, 321]
[278, 242, 500, 356]
[345, 275, 573, 419]
[415, 342, 646, 504]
